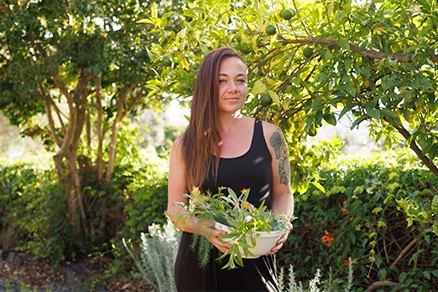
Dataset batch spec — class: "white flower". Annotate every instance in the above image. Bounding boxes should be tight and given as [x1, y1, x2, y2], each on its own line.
[244, 216, 254, 223]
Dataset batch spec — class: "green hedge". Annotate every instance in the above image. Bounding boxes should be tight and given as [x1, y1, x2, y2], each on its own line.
[0, 157, 76, 267]
[281, 149, 438, 291]
[0, 152, 169, 268]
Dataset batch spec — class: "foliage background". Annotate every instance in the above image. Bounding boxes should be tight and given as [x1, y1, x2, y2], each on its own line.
[1, 0, 438, 290]
[279, 149, 438, 290]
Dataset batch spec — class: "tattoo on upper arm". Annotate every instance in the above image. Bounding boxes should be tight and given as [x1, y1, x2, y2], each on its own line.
[269, 130, 291, 186]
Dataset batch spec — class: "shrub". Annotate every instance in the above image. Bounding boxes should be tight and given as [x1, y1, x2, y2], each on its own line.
[0, 156, 77, 267]
[281, 149, 438, 291]
[123, 219, 181, 292]
[0, 148, 170, 269]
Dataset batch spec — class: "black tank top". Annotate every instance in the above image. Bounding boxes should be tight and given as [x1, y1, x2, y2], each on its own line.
[201, 117, 273, 209]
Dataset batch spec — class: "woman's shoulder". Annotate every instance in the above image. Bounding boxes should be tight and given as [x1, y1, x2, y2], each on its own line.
[260, 119, 282, 136]
[171, 133, 186, 154]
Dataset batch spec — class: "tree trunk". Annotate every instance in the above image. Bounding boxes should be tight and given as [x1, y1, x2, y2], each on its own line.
[95, 76, 105, 180]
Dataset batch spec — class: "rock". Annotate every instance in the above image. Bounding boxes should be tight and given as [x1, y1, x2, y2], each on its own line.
[1, 251, 9, 261]
[64, 265, 84, 287]
[0, 279, 20, 292]
[64, 264, 108, 292]
[3, 251, 22, 268]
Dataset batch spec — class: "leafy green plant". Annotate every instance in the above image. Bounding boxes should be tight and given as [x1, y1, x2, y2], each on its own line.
[0, 147, 170, 269]
[282, 149, 438, 290]
[0, 155, 77, 267]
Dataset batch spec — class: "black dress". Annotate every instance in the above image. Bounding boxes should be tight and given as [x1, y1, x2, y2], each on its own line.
[174, 118, 279, 292]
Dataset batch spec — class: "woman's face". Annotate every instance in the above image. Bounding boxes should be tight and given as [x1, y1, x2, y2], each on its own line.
[217, 57, 248, 115]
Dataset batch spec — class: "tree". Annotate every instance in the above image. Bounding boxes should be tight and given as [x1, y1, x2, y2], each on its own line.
[0, 0, 183, 240]
[144, 0, 438, 185]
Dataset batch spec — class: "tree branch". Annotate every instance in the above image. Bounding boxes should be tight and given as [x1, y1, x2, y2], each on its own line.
[50, 98, 67, 135]
[391, 232, 423, 267]
[280, 38, 438, 63]
[367, 281, 405, 291]
[105, 83, 137, 181]
[37, 86, 62, 147]
[53, 153, 70, 184]
[95, 76, 104, 180]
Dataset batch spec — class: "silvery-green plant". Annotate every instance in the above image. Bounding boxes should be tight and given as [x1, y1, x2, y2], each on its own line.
[123, 219, 181, 292]
[278, 258, 354, 292]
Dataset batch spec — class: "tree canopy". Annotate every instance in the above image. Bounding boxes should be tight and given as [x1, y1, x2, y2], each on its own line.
[145, 0, 438, 183]
[0, 0, 183, 238]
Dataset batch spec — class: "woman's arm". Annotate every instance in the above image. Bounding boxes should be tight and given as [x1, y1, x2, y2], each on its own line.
[263, 122, 295, 254]
[167, 137, 231, 253]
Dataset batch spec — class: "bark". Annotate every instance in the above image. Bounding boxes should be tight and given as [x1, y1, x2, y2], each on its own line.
[95, 76, 104, 180]
[105, 83, 137, 181]
[391, 234, 423, 266]
[50, 71, 94, 238]
[367, 281, 405, 291]
[86, 109, 91, 155]
[66, 184, 81, 236]
[38, 87, 62, 147]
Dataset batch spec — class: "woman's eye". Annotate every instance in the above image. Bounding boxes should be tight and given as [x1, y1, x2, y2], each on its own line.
[219, 79, 227, 83]
[237, 79, 246, 83]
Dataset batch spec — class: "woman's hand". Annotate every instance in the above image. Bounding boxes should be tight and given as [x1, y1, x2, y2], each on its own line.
[267, 222, 293, 255]
[201, 221, 232, 254]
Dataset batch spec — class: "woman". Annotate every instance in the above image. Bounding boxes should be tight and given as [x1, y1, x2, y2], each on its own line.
[167, 47, 294, 291]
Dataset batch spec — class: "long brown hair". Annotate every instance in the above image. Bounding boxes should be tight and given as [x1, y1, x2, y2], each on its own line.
[181, 47, 246, 191]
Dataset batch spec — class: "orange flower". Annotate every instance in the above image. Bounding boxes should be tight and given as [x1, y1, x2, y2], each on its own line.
[341, 208, 351, 214]
[241, 188, 249, 193]
[343, 256, 362, 266]
[322, 230, 333, 247]
[343, 256, 350, 266]
[242, 202, 249, 209]
[350, 216, 354, 221]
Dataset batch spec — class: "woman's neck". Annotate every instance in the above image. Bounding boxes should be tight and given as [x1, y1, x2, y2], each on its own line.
[218, 111, 245, 133]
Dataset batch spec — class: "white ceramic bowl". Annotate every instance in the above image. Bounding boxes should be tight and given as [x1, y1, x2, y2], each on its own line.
[214, 222, 287, 259]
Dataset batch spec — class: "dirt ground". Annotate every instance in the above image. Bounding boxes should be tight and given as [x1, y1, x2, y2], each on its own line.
[0, 250, 154, 292]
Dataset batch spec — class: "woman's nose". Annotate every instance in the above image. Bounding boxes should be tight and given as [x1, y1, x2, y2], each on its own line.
[227, 81, 238, 92]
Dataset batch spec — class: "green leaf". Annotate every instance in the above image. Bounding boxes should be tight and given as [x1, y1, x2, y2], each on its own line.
[423, 270, 431, 280]
[378, 268, 387, 281]
[338, 39, 350, 51]
[350, 115, 368, 130]
[399, 271, 407, 283]
[327, 96, 346, 104]
[366, 107, 381, 120]
[432, 196, 438, 216]
[381, 109, 398, 118]
[335, 11, 349, 21]
[323, 113, 337, 126]
[268, 90, 281, 105]
[199, 42, 209, 55]
[137, 18, 155, 24]
[251, 79, 266, 94]
[433, 222, 438, 236]
[339, 103, 357, 119]
[339, 84, 357, 97]
[429, 145, 438, 161]
[418, 75, 433, 89]
[312, 181, 325, 193]
[361, 66, 371, 78]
